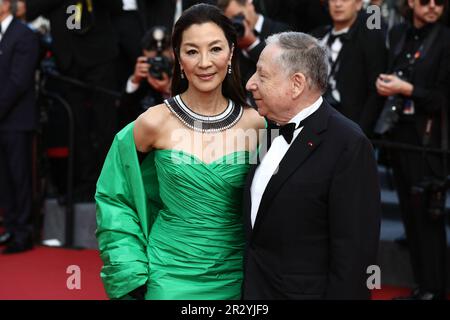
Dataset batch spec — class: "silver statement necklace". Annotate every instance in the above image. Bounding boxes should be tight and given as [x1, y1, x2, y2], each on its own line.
[164, 95, 243, 133]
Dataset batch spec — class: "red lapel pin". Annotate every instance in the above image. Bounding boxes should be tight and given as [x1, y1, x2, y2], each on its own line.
[307, 141, 314, 148]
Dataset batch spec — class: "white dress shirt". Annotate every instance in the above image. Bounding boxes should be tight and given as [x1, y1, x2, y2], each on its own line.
[174, 0, 183, 25]
[250, 96, 323, 228]
[245, 14, 264, 53]
[126, 76, 140, 93]
[0, 14, 14, 42]
[122, 0, 137, 11]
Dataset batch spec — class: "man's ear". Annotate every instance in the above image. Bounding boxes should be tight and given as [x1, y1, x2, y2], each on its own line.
[407, 0, 415, 9]
[291, 72, 307, 99]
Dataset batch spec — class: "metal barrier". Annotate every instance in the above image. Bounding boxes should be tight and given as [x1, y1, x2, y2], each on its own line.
[38, 70, 120, 248]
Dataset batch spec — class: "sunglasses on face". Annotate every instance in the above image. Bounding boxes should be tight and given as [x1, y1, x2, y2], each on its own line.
[419, 0, 445, 6]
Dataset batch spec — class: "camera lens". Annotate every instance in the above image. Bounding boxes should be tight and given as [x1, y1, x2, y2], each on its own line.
[231, 14, 245, 38]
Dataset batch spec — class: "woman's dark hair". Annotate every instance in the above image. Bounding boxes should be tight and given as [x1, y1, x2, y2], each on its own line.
[171, 4, 247, 107]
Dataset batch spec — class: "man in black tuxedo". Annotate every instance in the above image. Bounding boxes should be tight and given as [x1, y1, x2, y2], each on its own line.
[243, 32, 381, 299]
[217, 0, 289, 98]
[0, 0, 39, 253]
[311, 0, 387, 137]
[25, 0, 122, 202]
[376, 0, 450, 300]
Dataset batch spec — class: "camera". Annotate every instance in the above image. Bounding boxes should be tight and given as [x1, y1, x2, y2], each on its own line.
[231, 13, 246, 38]
[147, 55, 172, 81]
[374, 95, 403, 135]
[142, 26, 173, 80]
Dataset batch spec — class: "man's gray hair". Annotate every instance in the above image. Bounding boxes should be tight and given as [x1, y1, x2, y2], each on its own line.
[266, 32, 329, 94]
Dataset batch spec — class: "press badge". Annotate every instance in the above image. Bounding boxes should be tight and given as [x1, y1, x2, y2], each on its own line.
[403, 99, 415, 115]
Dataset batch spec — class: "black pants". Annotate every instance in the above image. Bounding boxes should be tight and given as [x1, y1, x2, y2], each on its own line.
[61, 61, 118, 200]
[0, 131, 33, 244]
[389, 122, 447, 294]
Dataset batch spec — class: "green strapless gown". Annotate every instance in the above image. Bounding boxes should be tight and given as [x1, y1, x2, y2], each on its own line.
[145, 149, 250, 299]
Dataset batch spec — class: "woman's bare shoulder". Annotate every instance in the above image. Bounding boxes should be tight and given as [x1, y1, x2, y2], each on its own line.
[133, 103, 170, 152]
[242, 106, 266, 130]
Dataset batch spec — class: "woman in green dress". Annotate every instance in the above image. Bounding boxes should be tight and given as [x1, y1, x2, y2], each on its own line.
[95, 4, 265, 300]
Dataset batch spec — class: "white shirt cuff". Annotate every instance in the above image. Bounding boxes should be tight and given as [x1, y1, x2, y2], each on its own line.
[126, 76, 140, 93]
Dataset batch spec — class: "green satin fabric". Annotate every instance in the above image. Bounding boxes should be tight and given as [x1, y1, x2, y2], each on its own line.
[145, 149, 251, 299]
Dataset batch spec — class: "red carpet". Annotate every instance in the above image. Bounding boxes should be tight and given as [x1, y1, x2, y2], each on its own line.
[0, 246, 107, 300]
[0, 245, 446, 300]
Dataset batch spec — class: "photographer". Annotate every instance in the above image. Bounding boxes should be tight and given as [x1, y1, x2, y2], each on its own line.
[217, 0, 289, 98]
[119, 26, 173, 128]
[375, 0, 450, 300]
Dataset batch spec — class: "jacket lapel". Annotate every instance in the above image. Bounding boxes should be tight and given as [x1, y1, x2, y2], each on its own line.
[0, 18, 17, 49]
[251, 101, 331, 236]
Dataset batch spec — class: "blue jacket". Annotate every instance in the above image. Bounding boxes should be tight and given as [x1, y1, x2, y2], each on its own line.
[0, 18, 39, 131]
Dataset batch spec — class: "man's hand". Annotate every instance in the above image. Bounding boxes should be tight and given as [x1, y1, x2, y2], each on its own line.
[147, 72, 171, 96]
[237, 18, 258, 50]
[132, 56, 150, 85]
[376, 73, 414, 97]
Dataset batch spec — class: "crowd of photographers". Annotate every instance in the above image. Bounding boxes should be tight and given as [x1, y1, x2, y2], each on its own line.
[0, 0, 449, 299]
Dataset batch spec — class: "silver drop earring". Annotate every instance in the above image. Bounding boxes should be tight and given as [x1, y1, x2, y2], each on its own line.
[181, 70, 185, 79]
[228, 64, 232, 75]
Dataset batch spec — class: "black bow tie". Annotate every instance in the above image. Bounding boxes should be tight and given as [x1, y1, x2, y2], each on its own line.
[327, 32, 345, 47]
[268, 121, 303, 144]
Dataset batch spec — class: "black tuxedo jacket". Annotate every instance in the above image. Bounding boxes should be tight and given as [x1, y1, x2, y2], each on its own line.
[25, 0, 121, 71]
[239, 16, 290, 87]
[0, 19, 40, 131]
[311, 15, 387, 136]
[242, 101, 381, 299]
[112, 0, 149, 30]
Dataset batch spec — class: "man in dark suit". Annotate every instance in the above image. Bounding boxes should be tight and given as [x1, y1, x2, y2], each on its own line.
[311, 0, 387, 137]
[217, 0, 289, 97]
[26, 0, 122, 202]
[244, 32, 381, 299]
[376, 0, 450, 300]
[0, 0, 39, 253]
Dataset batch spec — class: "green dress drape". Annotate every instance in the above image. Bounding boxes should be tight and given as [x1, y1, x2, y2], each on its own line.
[95, 122, 251, 300]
